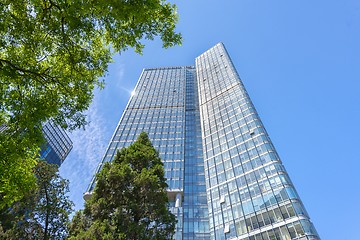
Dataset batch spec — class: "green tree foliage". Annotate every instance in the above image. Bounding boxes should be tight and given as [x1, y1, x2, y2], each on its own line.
[0, 160, 74, 239]
[68, 132, 176, 240]
[0, 131, 39, 208]
[0, 0, 181, 207]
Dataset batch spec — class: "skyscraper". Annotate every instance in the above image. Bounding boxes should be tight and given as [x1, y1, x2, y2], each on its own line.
[39, 121, 73, 166]
[87, 43, 319, 240]
[0, 121, 72, 166]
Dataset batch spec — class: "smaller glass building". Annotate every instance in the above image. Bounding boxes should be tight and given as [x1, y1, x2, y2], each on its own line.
[39, 121, 73, 166]
[1, 121, 72, 166]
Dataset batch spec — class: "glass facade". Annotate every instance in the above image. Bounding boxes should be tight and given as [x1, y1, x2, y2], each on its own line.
[196, 43, 319, 240]
[1, 121, 72, 166]
[183, 67, 210, 239]
[87, 43, 319, 240]
[40, 121, 73, 166]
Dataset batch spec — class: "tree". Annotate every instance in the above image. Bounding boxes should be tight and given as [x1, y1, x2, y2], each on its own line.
[0, 131, 39, 208]
[0, 0, 181, 207]
[0, 160, 74, 239]
[68, 132, 176, 240]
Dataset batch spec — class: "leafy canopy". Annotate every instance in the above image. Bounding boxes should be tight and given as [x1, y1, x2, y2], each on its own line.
[0, 0, 181, 130]
[68, 132, 176, 240]
[0, 0, 181, 207]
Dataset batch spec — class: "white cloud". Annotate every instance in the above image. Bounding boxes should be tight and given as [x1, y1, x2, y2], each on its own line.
[59, 61, 127, 211]
[59, 90, 110, 210]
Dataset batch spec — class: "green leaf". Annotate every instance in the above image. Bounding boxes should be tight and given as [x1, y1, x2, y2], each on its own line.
[69, 132, 176, 239]
[0, 0, 182, 208]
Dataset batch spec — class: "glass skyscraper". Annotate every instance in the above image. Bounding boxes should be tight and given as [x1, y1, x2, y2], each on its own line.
[1, 121, 72, 166]
[39, 121, 73, 166]
[87, 43, 319, 240]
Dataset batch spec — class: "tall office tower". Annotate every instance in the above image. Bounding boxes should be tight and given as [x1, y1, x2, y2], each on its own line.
[87, 43, 319, 240]
[39, 121, 73, 166]
[0, 121, 72, 166]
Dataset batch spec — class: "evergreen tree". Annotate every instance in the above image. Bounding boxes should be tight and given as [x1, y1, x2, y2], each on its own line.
[69, 132, 176, 240]
[0, 161, 73, 239]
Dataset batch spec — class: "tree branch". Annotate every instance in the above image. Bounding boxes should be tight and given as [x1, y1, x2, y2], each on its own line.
[0, 58, 71, 95]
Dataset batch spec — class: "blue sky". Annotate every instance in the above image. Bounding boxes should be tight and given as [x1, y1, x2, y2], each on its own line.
[59, 1, 360, 239]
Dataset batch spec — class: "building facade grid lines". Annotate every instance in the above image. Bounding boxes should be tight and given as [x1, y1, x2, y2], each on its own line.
[86, 43, 319, 240]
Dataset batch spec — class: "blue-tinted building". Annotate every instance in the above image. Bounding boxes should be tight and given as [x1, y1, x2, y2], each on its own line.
[39, 121, 73, 166]
[1, 121, 72, 166]
[87, 43, 319, 240]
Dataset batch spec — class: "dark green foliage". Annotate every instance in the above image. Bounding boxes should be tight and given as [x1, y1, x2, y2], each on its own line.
[0, 160, 73, 239]
[69, 132, 176, 240]
[0, 0, 181, 207]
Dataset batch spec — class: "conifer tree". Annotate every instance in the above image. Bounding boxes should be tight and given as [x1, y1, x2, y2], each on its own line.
[69, 132, 176, 240]
[0, 161, 73, 239]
